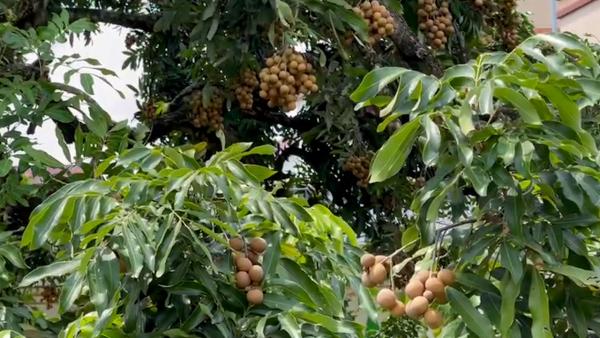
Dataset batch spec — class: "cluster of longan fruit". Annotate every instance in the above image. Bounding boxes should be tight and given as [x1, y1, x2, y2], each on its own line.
[235, 70, 259, 111]
[343, 155, 371, 188]
[189, 91, 224, 132]
[402, 269, 455, 328]
[258, 49, 318, 112]
[352, 1, 396, 45]
[230, 237, 268, 305]
[417, 0, 454, 49]
[499, 0, 521, 49]
[360, 253, 391, 287]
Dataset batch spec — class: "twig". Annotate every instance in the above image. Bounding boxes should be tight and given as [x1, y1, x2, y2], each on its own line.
[384, 239, 419, 263]
[436, 218, 478, 233]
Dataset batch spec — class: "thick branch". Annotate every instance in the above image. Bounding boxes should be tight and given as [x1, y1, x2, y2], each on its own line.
[65, 8, 157, 32]
[390, 13, 444, 77]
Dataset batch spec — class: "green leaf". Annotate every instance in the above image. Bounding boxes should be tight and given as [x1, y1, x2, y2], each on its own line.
[275, 0, 294, 27]
[494, 87, 541, 125]
[370, 117, 422, 183]
[80, 73, 95, 95]
[278, 313, 301, 338]
[59, 272, 85, 314]
[87, 248, 120, 313]
[122, 225, 144, 278]
[401, 225, 419, 251]
[23, 146, 64, 167]
[156, 221, 182, 277]
[19, 259, 80, 287]
[537, 84, 580, 130]
[500, 243, 523, 282]
[350, 67, 407, 103]
[0, 159, 10, 177]
[280, 258, 327, 309]
[547, 264, 600, 288]
[22, 198, 69, 249]
[261, 232, 281, 276]
[447, 287, 494, 338]
[500, 272, 521, 337]
[290, 311, 357, 335]
[0, 244, 27, 268]
[529, 268, 552, 338]
[421, 115, 441, 166]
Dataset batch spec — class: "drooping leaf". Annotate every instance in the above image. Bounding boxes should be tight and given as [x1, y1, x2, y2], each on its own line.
[529, 268, 552, 338]
[447, 287, 494, 338]
[19, 260, 80, 287]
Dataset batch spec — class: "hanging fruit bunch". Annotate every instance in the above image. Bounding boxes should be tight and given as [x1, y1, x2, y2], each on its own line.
[361, 251, 456, 330]
[258, 48, 318, 112]
[230, 236, 268, 305]
[343, 155, 371, 188]
[234, 69, 259, 111]
[417, 0, 454, 49]
[188, 90, 224, 132]
[141, 100, 158, 121]
[352, 1, 397, 45]
[499, 0, 521, 49]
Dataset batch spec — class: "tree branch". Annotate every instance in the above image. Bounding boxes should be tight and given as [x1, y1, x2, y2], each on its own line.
[65, 8, 157, 32]
[390, 13, 444, 77]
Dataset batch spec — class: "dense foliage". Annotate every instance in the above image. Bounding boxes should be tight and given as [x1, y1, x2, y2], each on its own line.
[2, 0, 600, 337]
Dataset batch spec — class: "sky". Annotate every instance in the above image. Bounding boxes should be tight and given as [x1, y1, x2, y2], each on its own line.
[32, 24, 141, 162]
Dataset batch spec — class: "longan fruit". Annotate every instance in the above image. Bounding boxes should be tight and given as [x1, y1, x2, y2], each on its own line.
[298, 63, 307, 72]
[377, 288, 397, 310]
[369, 263, 387, 285]
[361, 254, 376, 268]
[361, 271, 375, 287]
[405, 280, 425, 299]
[259, 90, 268, 99]
[249, 265, 264, 282]
[390, 301, 406, 317]
[310, 84, 319, 92]
[425, 277, 445, 294]
[412, 270, 431, 284]
[247, 251, 260, 265]
[405, 296, 429, 319]
[438, 269, 456, 285]
[266, 58, 275, 67]
[435, 31, 445, 38]
[235, 271, 251, 288]
[235, 256, 253, 272]
[286, 102, 297, 111]
[229, 237, 244, 251]
[375, 255, 390, 271]
[247, 288, 264, 305]
[424, 309, 443, 329]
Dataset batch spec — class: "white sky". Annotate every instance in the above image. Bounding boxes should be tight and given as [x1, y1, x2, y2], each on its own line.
[33, 24, 141, 162]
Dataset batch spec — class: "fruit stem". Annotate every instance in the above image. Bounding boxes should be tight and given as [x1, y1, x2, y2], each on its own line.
[384, 239, 419, 264]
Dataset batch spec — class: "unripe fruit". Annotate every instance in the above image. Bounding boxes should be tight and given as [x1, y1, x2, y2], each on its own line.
[412, 270, 431, 283]
[250, 238, 267, 253]
[369, 263, 387, 285]
[390, 301, 406, 317]
[376, 288, 397, 310]
[247, 288, 264, 305]
[424, 309, 443, 329]
[425, 277, 445, 294]
[438, 269, 456, 285]
[405, 280, 425, 299]
[405, 296, 429, 319]
[229, 237, 244, 251]
[235, 271, 251, 288]
[361, 254, 376, 268]
[235, 256, 253, 272]
[249, 265, 264, 283]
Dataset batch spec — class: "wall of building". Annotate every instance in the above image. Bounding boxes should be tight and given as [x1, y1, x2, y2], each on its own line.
[560, 0, 600, 39]
[519, 0, 552, 32]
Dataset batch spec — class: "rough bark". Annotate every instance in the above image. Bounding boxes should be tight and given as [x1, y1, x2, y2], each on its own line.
[389, 13, 444, 77]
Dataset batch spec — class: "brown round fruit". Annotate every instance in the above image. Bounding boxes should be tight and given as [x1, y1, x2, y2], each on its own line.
[247, 288, 264, 305]
[361, 254, 376, 268]
[423, 290, 435, 301]
[375, 255, 389, 270]
[249, 265, 264, 283]
[249, 237, 267, 253]
[405, 296, 429, 319]
[425, 277, 445, 294]
[376, 288, 397, 310]
[438, 269, 456, 285]
[235, 256, 253, 272]
[361, 271, 375, 287]
[369, 263, 387, 285]
[235, 271, 251, 288]
[424, 309, 443, 329]
[229, 237, 245, 251]
[405, 280, 425, 299]
[412, 270, 432, 283]
[390, 301, 406, 317]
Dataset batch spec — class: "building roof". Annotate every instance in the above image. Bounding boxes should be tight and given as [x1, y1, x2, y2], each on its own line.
[558, 0, 594, 18]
